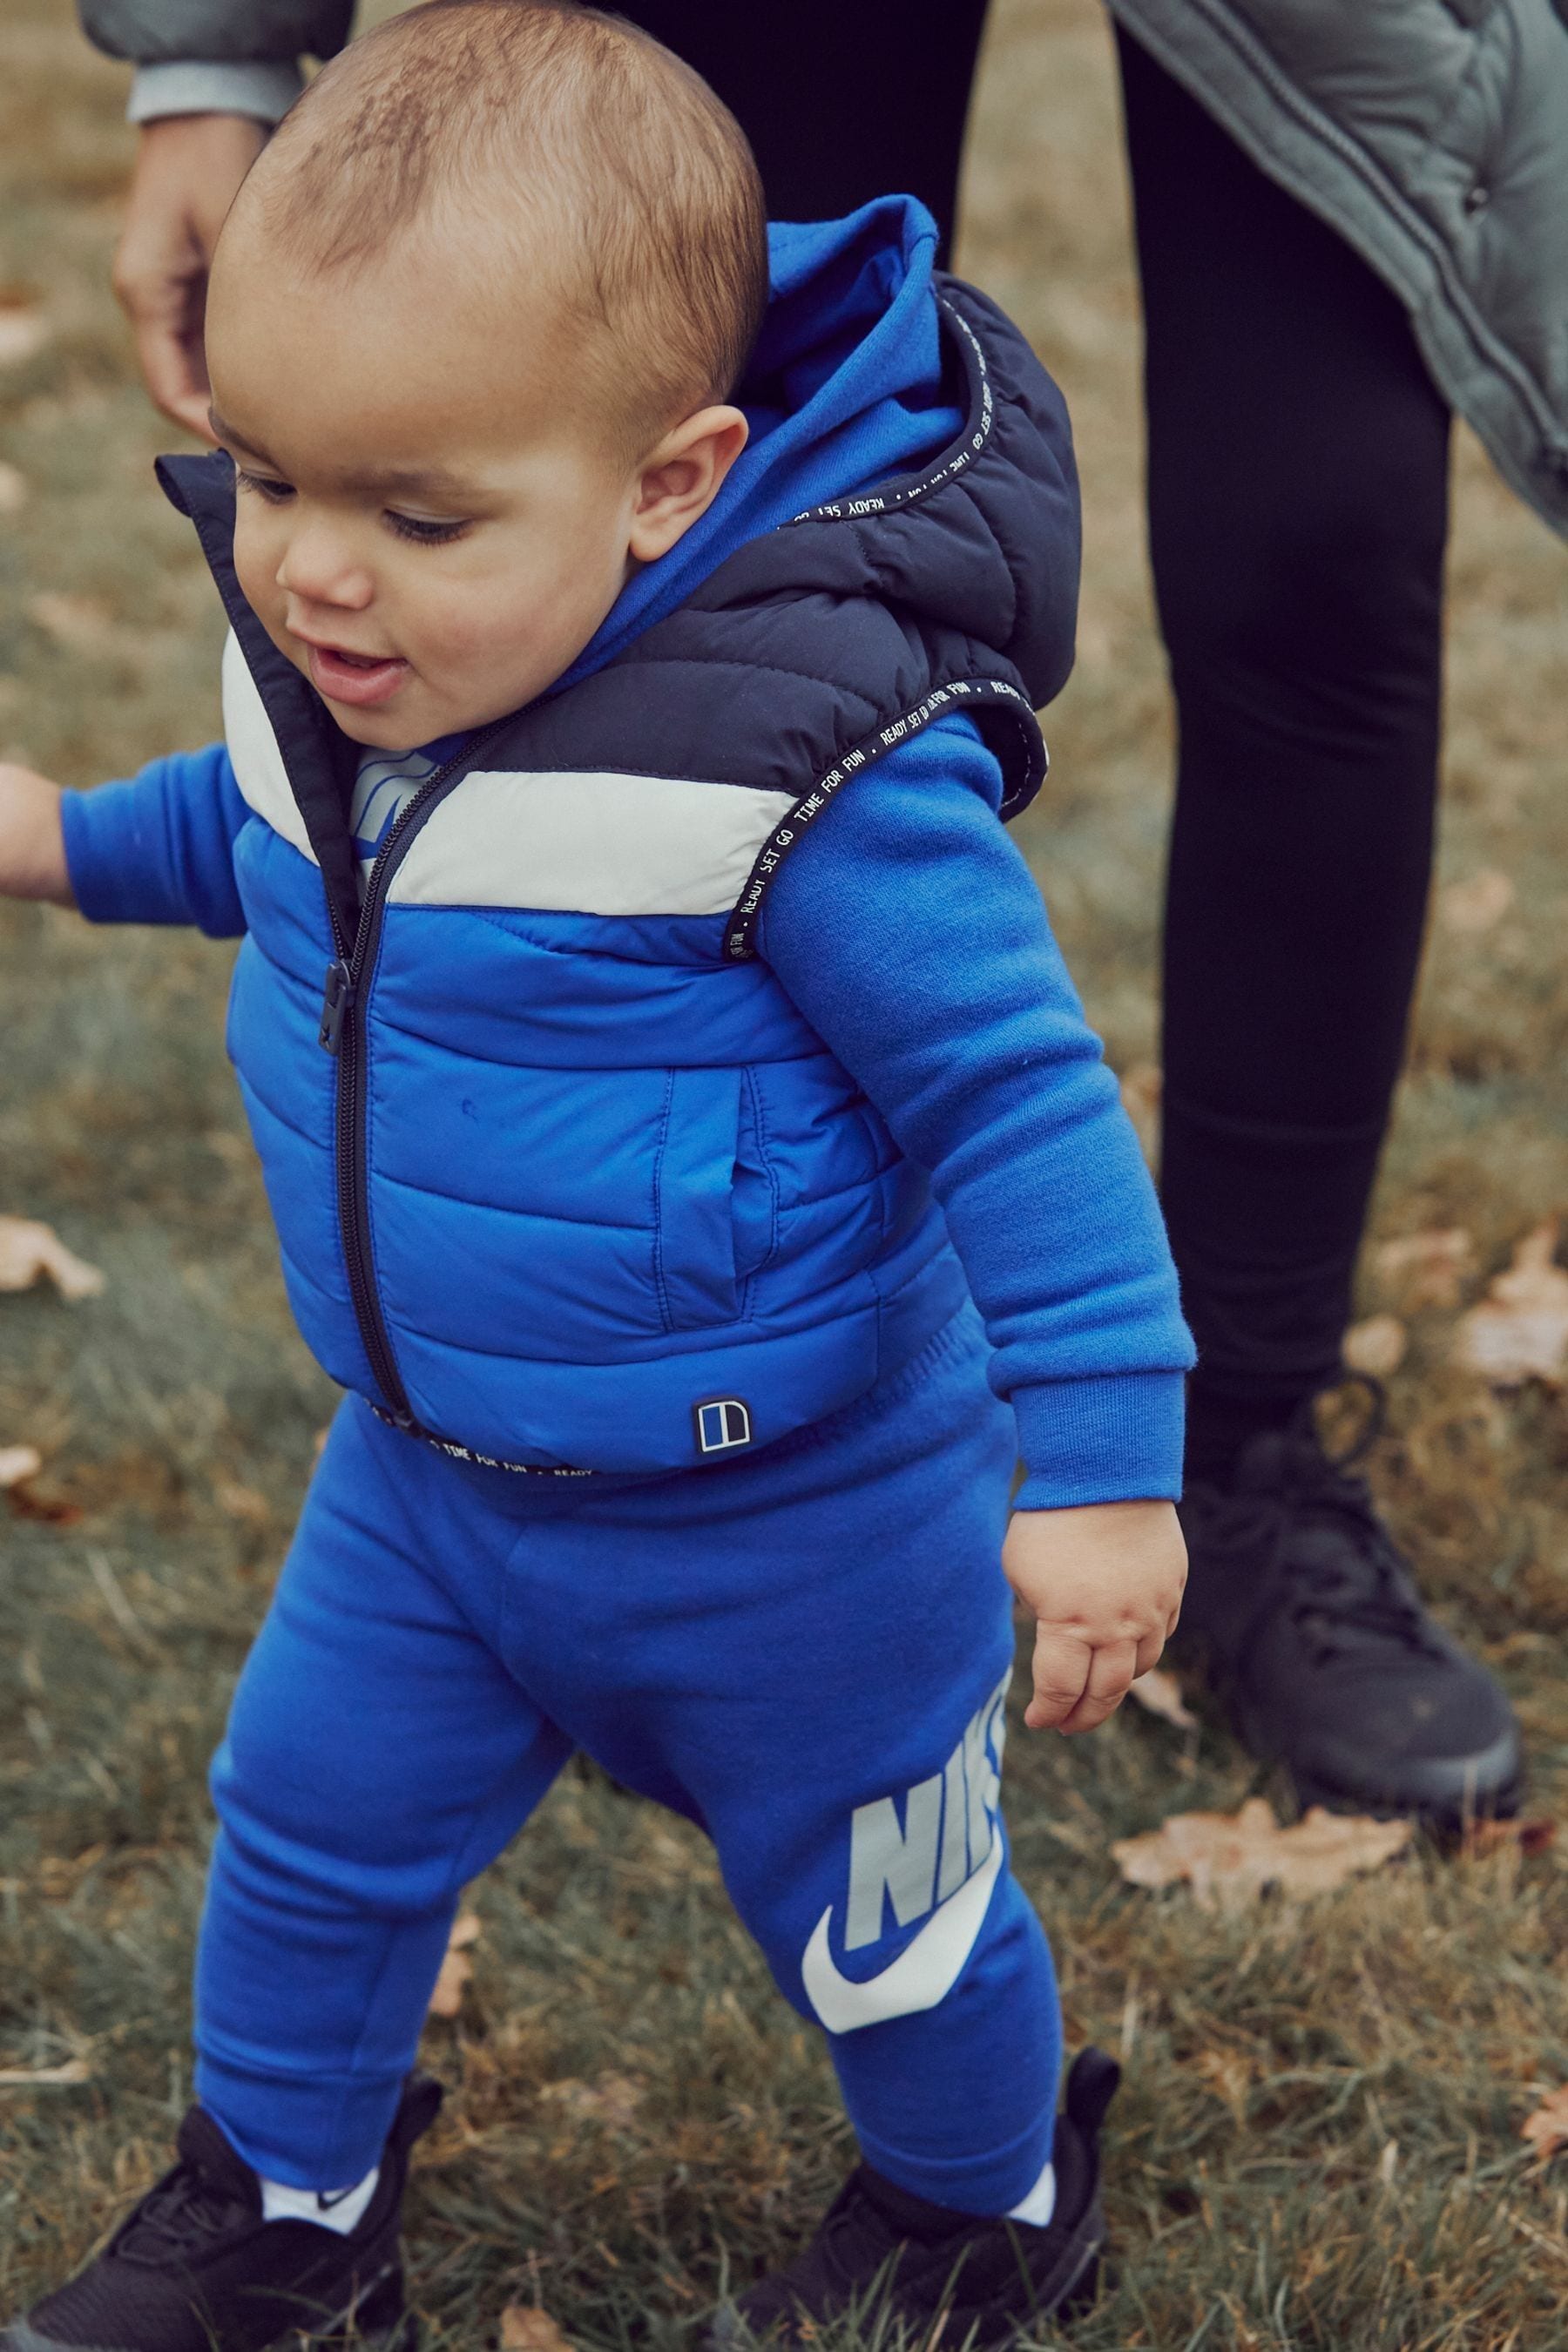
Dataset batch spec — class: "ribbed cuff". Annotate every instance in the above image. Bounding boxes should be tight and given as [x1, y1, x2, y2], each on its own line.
[1010, 1370, 1186, 1510]
[129, 60, 303, 125]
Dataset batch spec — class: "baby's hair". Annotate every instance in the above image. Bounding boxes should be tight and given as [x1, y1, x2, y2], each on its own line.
[250, 0, 768, 456]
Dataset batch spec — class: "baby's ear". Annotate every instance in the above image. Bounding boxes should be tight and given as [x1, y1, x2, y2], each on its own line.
[628, 405, 748, 563]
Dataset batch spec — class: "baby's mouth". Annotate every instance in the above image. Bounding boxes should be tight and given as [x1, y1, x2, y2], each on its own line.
[301, 639, 411, 708]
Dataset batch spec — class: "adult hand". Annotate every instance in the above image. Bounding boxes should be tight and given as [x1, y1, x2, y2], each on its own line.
[112, 113, 269, 439]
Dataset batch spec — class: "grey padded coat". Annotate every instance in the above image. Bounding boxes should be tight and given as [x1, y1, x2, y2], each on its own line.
[80, 0, 1568, 534]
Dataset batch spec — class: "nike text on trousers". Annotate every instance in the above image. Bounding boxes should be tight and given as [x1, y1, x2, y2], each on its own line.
[195, 1308, 1062, 2214]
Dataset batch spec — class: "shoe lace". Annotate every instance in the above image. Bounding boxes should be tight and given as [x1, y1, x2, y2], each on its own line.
[117, 2159, 254, 2266]
[1196, 1377, 1444, 1665]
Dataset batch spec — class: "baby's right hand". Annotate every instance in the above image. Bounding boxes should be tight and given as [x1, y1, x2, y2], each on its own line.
[0, 762, 73, 905]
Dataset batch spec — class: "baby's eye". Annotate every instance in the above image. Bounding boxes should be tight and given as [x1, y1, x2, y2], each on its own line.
[385, 510, 469, 546]
[234, 468, 294, 504]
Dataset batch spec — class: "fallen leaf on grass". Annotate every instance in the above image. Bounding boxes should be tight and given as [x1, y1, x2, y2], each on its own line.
[427, 1910, 482, 2018]
[0, 1216, 105, 1301]
[1372, 1227, 1473, 1311]
[1462, 1816, 1557, 1859]
[0, 1445, 43, 1489]
[1118, 1062, 1161, 1166]
[1126, 1667, 1196, 1731]
[0, 299, 51, 368]
[1454, 1222, 1568, 1388]
[1111, 1797, 1413, 1911]
[1439, 869, 1515, 935]
[1195, 2047, 1253, 2118]
[1343, 1313, 1407, 1376]
[1521, 2086, 1568, 2161]
[500, 2308, 575, 2352]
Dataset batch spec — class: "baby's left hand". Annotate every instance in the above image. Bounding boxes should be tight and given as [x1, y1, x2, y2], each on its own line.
[1003, 1499, 1186, 1734]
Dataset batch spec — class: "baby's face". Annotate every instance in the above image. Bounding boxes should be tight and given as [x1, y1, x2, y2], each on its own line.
[206, 223, 652, 750]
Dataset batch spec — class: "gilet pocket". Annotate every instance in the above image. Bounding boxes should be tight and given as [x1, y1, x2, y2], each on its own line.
[655, 1066, 744, 1330]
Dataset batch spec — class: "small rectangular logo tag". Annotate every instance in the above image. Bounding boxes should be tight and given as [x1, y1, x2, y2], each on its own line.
[695, 1397, 753, 1455]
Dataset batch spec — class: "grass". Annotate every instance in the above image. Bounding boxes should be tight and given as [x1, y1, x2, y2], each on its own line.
[3, 0, 1567, 2343]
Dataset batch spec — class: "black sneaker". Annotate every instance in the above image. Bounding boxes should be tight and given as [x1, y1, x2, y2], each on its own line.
[710, 2048, 1119, 2348]
[1176, 1387, 1523, 1827]
[1, 2077, 441, 2352]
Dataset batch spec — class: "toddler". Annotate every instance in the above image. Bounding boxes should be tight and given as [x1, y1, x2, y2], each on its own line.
[0, 4, 1192, 2345]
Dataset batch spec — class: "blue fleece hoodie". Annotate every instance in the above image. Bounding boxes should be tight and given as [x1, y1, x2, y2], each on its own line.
[64, 199, 1192, 1502]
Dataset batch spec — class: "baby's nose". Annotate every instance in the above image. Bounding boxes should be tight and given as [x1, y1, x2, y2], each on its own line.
[278, 524, 375, 612]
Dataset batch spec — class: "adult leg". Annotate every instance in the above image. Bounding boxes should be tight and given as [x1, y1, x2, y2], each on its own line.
[612, 0, 990, 254]
[1119, 25, 1448, 1448]
[1117, 30, 1519, 1819]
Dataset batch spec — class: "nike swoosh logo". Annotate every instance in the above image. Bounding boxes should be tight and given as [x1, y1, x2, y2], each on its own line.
[801, 1833, 1004, 2034]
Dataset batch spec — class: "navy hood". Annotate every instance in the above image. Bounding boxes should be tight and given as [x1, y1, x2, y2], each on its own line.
[554, 194, 1081, 708]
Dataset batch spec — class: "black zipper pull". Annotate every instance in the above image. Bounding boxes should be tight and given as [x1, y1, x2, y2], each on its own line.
[319, 958, 356, 1054]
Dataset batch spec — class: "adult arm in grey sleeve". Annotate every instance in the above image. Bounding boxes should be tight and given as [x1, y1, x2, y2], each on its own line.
[78, 0, 355, 436]
[78, 0, 353, 71]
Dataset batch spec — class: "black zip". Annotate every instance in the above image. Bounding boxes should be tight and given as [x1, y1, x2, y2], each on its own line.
[317, 717, 515, 1430]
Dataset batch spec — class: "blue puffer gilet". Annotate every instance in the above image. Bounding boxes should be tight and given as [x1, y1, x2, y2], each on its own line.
[159, 275, 1078, 1477]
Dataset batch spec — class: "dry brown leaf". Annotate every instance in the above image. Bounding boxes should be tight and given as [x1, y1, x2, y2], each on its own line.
[427, 1910, 482, 2018]
[1118, 1061, 1161, 1166]
[539, 2072, 643, 2131]
[1343, 1313, 1408, 1376]
[1195, 2047, 1253, 2118]
[1439, 868, 1515, 935]
[1454, 1221, 1568, 1388]
[0, 1444, 43, 1490]
[1521, 2085, 1568, 2161]
[0, 301, 50, 368]
[0, 462, 26, 515]
[0, 1216, 105, 1302]
[1126, 1666, 1196, 1732]
[1111, 1796, 1413, 1911]
[1462, 1815, 1557, 1859]
[1372, 1227, 1473, 1311]
[500, 2308, 576, 2352]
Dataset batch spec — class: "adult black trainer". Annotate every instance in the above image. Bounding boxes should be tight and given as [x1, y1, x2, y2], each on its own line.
[710, 2047, 1119, 2348]
[1176, 1388, 1522, 1827]
[1, 2076, 441, 2352]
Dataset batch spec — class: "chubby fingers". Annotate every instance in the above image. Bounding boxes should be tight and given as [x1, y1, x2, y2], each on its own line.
[1024, 1626, 1172, 1736]
[1024, 1628, 1138, 1733]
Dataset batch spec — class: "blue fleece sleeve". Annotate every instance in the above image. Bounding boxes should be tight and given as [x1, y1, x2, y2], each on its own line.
[757, 712, 1193, 1509]
[61, 745, 250, 938]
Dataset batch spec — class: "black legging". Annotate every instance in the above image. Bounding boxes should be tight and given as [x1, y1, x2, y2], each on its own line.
[619, 6, 1451, 1460]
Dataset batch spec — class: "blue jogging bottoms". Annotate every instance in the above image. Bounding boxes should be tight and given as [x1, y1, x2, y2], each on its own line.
[195, 1307, 1062, 2213]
